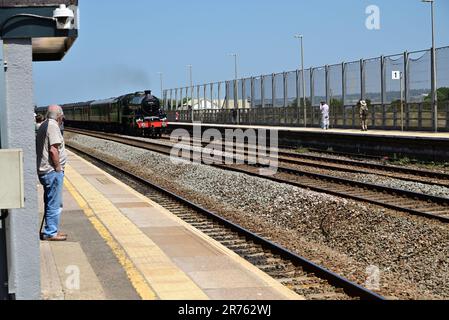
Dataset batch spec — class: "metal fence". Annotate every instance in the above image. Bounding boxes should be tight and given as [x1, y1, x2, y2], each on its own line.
[164, 46, 449, 132]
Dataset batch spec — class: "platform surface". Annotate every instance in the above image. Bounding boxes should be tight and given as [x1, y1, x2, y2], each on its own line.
[173, 122, 449, 141]
[39, 151, 302, 300]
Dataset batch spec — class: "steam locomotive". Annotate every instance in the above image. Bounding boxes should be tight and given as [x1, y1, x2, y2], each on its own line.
[37, 91, 168, 138]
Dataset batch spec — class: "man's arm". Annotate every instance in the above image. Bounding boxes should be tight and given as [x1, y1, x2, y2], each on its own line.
[49, 144, 62, 172]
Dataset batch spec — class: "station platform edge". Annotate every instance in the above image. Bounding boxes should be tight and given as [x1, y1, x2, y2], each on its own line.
[39, 151, 302, 301]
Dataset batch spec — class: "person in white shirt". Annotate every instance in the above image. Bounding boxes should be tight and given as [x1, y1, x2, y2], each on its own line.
[320, 101, 330, 130]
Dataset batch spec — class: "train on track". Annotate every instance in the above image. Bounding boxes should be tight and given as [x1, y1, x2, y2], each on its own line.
[36, 90, 168, 138]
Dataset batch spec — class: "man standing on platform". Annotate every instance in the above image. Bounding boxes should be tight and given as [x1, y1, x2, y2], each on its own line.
[320, 101, 330, 130]
[359, 100, 369, 132]
[36, 105, 68, 242]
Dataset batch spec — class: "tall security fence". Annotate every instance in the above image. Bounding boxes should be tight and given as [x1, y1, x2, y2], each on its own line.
[163, 46, 449, 131]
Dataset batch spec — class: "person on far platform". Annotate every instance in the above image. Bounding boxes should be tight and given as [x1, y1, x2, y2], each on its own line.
[359, 100, 369, 132]
[320, 101, 330, 130]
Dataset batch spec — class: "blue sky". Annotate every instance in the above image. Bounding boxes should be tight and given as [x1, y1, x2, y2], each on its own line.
[33, 0, 449, 105]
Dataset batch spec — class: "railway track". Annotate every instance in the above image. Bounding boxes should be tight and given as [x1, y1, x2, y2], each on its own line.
[66, 128, 449, 223]
[67, 144, 384, 301]
[161, 135, 385, 161]
[161, 134, 449, 187]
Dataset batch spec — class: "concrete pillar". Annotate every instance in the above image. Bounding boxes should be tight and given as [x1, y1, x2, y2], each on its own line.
[1, 39, 40, 300]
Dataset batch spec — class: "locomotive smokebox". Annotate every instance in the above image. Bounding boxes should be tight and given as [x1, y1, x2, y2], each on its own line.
[141, 92, 160, 116]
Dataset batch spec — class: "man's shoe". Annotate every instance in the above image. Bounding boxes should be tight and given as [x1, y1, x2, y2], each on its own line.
[43, 234, 67, 242]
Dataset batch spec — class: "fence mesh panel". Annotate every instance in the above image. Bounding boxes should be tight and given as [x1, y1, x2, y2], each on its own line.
[253, 77, 262, 108]
[312, 67, 326, 107]
[364, 57, 381, 104]
[212, 83, 219, 109]
[437, 47, 449, 88]
[384, 55, 404, 104]
[263, 75, 273, 107]
[236, 79, 243, 108]
[274, 73, 284, 108]
[328, 64, 343, 126]
[243, 78, 251, 109]
[344, 61, 361, 105]
[286, 71, 297, 107]
[408, 50, 431, 103]
[436, 47, 449, 130]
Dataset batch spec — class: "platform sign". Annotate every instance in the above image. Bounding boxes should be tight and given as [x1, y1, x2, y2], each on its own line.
[392, 71, 401, 80]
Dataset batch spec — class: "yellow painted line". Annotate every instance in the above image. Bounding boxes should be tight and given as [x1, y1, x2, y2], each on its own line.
[64, 164, 209, 300]
[64, 178, 157, 300]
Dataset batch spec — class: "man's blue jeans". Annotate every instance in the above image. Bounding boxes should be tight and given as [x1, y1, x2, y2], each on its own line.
[39, 171, 64, 238]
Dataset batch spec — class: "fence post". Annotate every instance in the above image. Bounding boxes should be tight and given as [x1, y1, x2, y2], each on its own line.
[261, 75, 265, 109]
[175, 88, 178, 112]
[283, 72, 288, 109]
[272, 73, 278, 125]
[190, 84, 193, 121]
[296, 69, 300, 125]
[283, 72, 288, 124]
[235, 80, 240, 124]
[180, 87, 184, 111]
[210, 83, 214, 109]
[225, 81, 229, 111]
[203, 84, 207, 112]
[404, 51, 409, 130]
[272, 73, 276, 110]
[380, 55, 386, 128]
[250, 77, 254, 125]
[446, 102, 449, 131]
[432, 47, 438, 132]
[361, 59, 365, 101]
[234, 79, 238, 109]
[242, 79, 246, 110]
[325, 65, 330, 104]
[342, 62, 346, 127]
[217, 82, 221, 110]
[310, 68, 314, 127]
[197, 85, 200, 122]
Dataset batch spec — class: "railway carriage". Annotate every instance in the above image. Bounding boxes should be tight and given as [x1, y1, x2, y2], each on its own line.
[36, 91, 168, 138]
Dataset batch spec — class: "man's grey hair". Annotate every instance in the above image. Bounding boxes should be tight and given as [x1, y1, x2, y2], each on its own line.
[47, 105, 64, 121]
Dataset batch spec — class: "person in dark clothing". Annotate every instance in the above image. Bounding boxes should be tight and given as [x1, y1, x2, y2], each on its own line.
[232, 109, 238, 124]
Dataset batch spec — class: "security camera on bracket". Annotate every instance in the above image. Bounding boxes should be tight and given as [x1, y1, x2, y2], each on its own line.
[53, 4, 75, 30]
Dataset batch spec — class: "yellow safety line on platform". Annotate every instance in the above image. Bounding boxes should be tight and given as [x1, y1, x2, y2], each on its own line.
[64, 164, 209, 300]
[64, 178, 157, 300]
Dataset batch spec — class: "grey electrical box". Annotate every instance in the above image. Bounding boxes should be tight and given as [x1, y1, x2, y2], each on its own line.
[0, 149, 24, 209]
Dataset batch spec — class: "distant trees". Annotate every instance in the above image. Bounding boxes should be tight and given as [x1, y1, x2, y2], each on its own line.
[288, 98, 311, 108]
[424, 87, 449, 104]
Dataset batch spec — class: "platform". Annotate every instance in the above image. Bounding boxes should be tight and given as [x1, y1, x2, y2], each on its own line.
[173, 122, 449, 140]
[169, 122, 449, 161]
[39, 151, 302, 300]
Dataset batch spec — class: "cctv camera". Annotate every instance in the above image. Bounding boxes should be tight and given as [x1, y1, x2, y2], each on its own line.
[53, 4, 75, 30]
